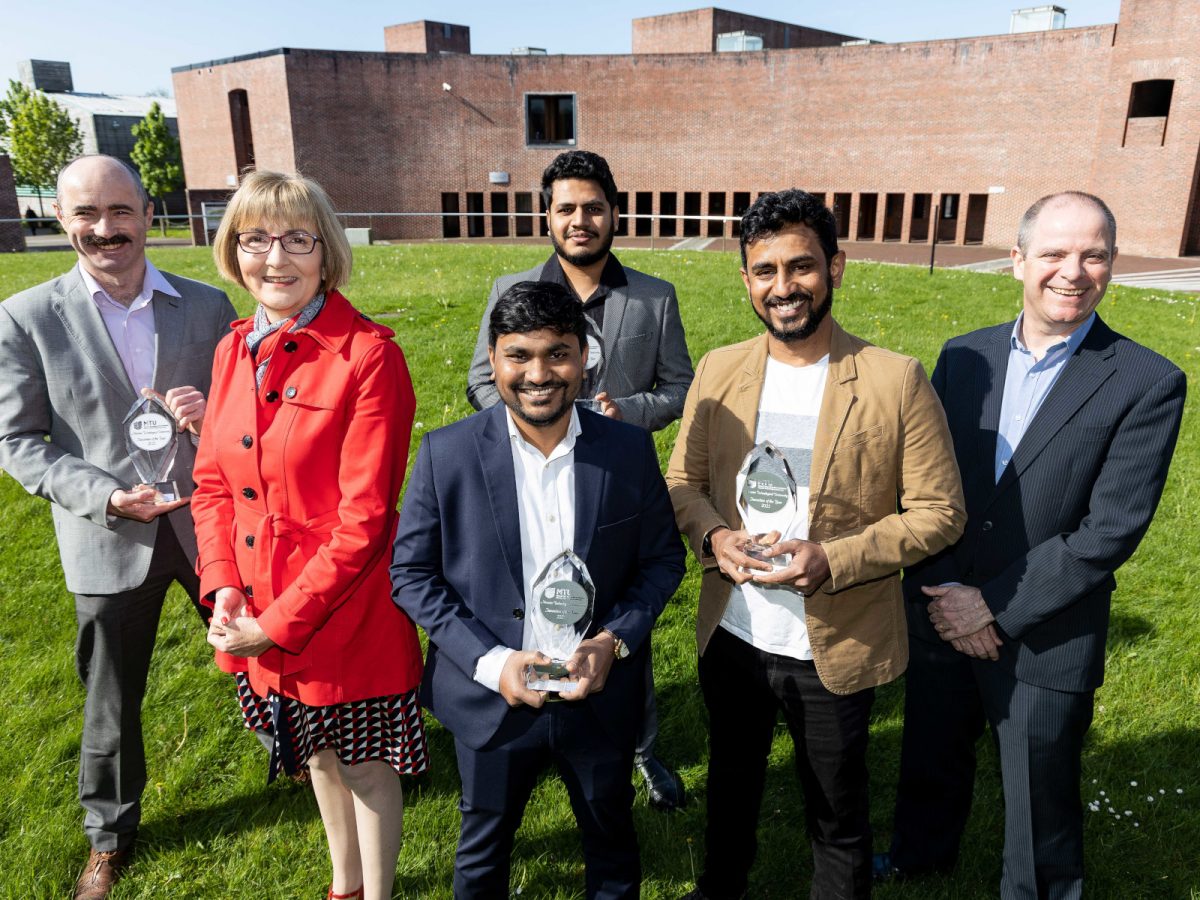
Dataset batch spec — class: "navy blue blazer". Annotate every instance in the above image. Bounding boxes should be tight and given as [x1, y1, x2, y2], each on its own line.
[391, 403, 686, 750]
[905, 315, 1185, 692]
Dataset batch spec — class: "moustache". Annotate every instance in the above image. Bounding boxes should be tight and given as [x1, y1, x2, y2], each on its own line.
[83, 235, 131, 249]
[516, 380, 568, 392]
[765, 289, 816, 308]
[568, 229, 598, 238]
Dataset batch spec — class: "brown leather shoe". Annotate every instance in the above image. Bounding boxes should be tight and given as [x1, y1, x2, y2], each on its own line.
[73, 846, 133, 900]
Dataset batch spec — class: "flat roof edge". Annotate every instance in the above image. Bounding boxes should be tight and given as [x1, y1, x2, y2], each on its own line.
[171, 47, 290, 74]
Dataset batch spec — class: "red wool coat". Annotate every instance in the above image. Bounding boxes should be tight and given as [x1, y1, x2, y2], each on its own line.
[191, 290, 423, 706]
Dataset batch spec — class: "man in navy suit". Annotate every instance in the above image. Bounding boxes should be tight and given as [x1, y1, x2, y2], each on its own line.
[879, 192, 1186, 899]
[392, 280, 685, 899]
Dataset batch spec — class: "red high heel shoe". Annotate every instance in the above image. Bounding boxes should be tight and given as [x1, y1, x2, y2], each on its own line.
[327, 888, 364, 899]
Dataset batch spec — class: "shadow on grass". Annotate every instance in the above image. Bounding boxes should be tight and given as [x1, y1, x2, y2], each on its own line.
[1107, 610, 1154, 650]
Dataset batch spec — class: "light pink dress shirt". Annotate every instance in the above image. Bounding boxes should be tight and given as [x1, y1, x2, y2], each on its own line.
[79, 260, 180, 393]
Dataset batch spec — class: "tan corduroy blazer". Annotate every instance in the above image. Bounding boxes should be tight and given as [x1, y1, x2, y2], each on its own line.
[666, 322, 966, 695]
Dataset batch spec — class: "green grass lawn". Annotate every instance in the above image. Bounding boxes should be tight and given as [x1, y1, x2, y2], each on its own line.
[1, 244, 1197, 899]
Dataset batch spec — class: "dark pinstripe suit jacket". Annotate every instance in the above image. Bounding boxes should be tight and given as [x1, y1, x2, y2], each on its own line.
[904, 315, 1185, 692]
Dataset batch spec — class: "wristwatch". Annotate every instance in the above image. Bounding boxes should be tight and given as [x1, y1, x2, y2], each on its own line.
[602, 628, 630, 660]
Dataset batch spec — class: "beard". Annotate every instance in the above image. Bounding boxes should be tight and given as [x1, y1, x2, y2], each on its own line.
[755, 285, 834, 343]
[501, 380, 577, 428]
[551, 219, 616, 269]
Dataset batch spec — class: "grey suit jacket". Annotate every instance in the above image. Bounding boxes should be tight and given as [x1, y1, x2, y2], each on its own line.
[0, 266, 235, 595]
[465, 261, 694, 431]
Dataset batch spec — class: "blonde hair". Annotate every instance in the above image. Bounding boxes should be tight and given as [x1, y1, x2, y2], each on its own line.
[213, 170, 353, 294]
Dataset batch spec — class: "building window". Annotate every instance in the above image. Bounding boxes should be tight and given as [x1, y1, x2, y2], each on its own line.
[228, 89, 255, 176]
[466, 192, 484, 238]
[659, 192, 677, 238]
[491, 192, 509, 238]
[615, 191, 629, 236]
[515, 192, 534, 237]
[1128, 80, 1173, 118]
[635, 192, 653, 237]
[526, 94, 576, 146]
[717, 31, 764, 51]
[441, 192, 461, 239]
[683, 192, 702, 237]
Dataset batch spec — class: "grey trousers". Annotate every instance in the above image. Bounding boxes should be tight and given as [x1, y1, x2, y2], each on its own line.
[74, 520, 199, 851]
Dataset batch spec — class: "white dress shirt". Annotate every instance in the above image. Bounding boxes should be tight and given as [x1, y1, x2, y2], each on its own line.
[473, 405, 582, 693]
[80, 260, 181, 393]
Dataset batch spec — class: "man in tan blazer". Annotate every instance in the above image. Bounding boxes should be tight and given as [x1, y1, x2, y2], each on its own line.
[667, 189, 965, 900]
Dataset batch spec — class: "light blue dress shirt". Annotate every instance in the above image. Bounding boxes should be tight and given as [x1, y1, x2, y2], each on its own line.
[994, 312, 1096, 483]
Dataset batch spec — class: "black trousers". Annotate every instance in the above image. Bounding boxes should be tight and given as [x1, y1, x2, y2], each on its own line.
[453, 700, 640, 900]
[892, 634, 1094, 900]
[697, 626, 875, 900]
[74, 520, 199, 851]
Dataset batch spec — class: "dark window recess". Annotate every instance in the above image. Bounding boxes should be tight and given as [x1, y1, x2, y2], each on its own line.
[635, 192, 653, 237]
[938, 193, 960, 242]
[910, 193, 932, 243]
[466, 192, 484, 238]
[441, 192, 461, 238]
[1128, 80, 1174, 118]
[707, 192, 726, 238]
[965, 194, 988, 244]
[856, 193, 878, 241]
[515, 192, 533, 237]
[883, 193, 904, 241]
[732, 191, 751, 236]
[807, 191, 827, 207]
[615, 191, 629, 236]
[659, 192, 677, 237]
[832, 193, 851, 239]
[539, 192, 548, 237]
[491, 192, 509, 238]
[683, 192, 702, 237]
[228, 89, 255, 175]
[526, 94, 575, 145]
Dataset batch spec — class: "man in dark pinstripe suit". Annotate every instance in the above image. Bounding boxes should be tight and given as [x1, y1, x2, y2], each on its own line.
[879, 192, 1186, 899]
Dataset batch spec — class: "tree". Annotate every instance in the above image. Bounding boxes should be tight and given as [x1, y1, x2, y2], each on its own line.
[131, 102, 183, 235]
[0, 80, 82, 211]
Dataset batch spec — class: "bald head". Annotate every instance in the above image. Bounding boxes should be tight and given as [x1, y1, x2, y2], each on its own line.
[56, 155, 149, 212]
[1017, 192, 1116, 256]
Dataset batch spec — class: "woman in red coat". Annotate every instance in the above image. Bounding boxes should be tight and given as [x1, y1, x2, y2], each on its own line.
[193, 170, 426, 900]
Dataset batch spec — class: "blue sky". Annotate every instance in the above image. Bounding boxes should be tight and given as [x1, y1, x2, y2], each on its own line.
[2, 0, 1121, 96]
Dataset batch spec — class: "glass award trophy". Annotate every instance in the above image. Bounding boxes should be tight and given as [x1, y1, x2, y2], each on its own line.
[735, 441, 800, 568]
[525, 549, 596, 692]
[122, 393, 181, 502]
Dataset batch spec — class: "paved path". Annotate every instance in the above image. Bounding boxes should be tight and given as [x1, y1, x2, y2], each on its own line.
[1112, 268, 1200, 292]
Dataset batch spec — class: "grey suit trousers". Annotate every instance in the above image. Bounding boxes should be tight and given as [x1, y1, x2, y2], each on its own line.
[75, 518, 199, 851]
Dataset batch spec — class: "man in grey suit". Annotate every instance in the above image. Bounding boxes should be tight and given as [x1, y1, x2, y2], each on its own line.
[878, 192, 1186, 899]
[0, 156, 235, 900]
[466, 150, 694, 808]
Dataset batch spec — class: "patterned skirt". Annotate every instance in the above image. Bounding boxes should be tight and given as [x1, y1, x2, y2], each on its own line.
[235, 672, 429, 782]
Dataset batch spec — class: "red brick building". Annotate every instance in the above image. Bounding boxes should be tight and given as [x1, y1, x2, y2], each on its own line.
[172, 0, 1200, 257]
[0, 157, 26, 254]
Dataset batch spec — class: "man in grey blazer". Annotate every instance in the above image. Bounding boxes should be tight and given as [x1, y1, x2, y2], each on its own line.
[466, 150, 694, 808]
[0, 156, 235, 900]
[878, 192, 1186, 899]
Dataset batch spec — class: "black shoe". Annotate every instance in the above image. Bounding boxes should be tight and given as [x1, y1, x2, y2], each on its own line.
[636, 753, 686, 811]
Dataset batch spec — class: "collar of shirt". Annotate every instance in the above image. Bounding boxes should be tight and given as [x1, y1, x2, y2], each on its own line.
[79, 259, 181, 312]
[505, 403, 583, 462]
[540, 251, 628, 306]
[1010, 310, 1096, 365]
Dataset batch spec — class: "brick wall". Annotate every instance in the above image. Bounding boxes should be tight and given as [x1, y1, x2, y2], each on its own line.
[0, 156, 26, 254]
[384, 21, 471, 55]
[172, 0, 1200, 257]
